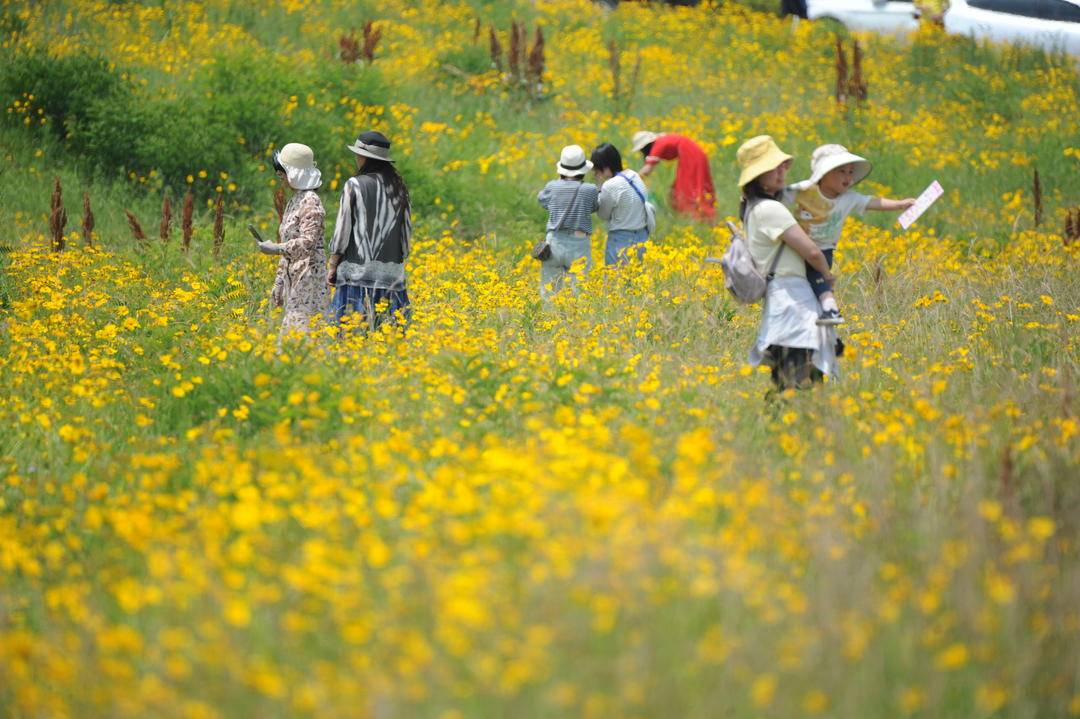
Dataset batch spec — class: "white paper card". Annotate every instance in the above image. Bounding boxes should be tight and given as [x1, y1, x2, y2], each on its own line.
[898, 180, 944, 230]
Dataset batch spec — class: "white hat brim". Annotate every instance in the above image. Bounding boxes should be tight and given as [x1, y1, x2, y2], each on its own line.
[557, 160, 593, 177]
[808, 152, 872, 187]
[631, 132, 660, 154]
[346, 143, 395, 163]
[284, 166, 322, 190]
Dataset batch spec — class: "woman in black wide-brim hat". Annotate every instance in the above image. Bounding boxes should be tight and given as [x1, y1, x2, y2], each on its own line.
[327, 130, 412, 331]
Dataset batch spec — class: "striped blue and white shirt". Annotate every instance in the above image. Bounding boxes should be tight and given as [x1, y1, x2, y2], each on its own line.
[537, 179, 599, 235]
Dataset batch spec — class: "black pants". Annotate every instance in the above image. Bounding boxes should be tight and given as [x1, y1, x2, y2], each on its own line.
[806, 247, 834, 299]
[767, 345, 823, 391]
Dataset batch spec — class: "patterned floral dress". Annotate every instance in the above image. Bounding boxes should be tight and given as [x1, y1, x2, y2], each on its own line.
[271, 190, 330, 333]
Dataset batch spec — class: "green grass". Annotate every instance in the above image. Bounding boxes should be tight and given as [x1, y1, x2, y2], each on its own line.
[0, 2, 1078, 717]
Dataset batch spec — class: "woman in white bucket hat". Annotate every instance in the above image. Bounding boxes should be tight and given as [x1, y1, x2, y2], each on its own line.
[327, 130, 413, 331]
[535, 144, 600, 300]
[257, 142, 330, 335]
[736, 135, 840, 392]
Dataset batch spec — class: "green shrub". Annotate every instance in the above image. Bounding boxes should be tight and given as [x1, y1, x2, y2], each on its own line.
[439, 43, 494, 76]
[69, 91, 237, 186]
[0, 47, 123, 139]
[0, 43, 391, 203]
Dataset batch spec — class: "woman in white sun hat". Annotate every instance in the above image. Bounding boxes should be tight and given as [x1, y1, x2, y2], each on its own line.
[736, 135, 839, 392]
[535, 144, 600, 300]
[784, 143, 915, 326]
[257, 142, 330, 335]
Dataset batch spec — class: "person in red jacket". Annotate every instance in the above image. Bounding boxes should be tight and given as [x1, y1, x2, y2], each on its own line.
[632, 130, 716, 222]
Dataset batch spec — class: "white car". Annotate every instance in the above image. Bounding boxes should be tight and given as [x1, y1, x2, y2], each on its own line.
[804, 0, 922, 33]
[945, 0, 1080, 55]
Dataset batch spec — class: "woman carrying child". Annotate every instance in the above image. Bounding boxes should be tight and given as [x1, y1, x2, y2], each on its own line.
[736, 135, 840, 391]
[536, 145, 600, 299]
[591, 142, 652, 266]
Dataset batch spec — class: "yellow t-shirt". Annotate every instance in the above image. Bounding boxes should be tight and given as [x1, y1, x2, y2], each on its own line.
[785, 184, 873, 250]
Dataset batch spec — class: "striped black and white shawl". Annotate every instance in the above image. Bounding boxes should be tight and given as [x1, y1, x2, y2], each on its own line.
[329, 174, 412, 289]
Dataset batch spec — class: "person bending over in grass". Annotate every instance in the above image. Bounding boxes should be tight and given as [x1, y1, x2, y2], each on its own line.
[256, 143, 330, 335]
[327, 130, 412, 331]
[736, 135, 840, 392]
[632, 130, 716, 222]
[783, 144, 915, 327]
[536, 144, 600, 300]
[591, 142, 652, 267]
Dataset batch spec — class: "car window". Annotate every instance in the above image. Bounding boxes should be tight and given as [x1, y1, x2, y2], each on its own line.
[1040, 0, 1080, 22]
[967, 0, 1046, 18]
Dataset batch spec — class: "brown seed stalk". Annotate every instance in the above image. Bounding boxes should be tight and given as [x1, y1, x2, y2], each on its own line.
[835, 37, 848, 105]
[212, 195, 224, 257]
[274, 184, 287, 221]
[508, 20, 523, 81]
[1065, 208, 1080, 246]
[626, 50, 642, 113]
[49, 177, 67, 252]
[1032, 168, 1042, 228]
[159, 195, 172, 244]
[339, 31, 360, 64]
[125, 210, 148, 243]
[527, 26, 545, 90]
[608, 39, 621, 107]
[489, 25, 503, 72]
[850, 40, 868, 103]
[81, 192, 95, 248]
[181, 191, 194, 252]
[361, 20, 382, 64]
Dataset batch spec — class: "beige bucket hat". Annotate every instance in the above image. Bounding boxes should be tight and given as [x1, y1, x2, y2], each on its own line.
[736, 135, 793, 188]
[556, 144, 592, 177]
[274, 143, 322, 190]
[631, 130, 661, 154]
[804, 144, 872, 186]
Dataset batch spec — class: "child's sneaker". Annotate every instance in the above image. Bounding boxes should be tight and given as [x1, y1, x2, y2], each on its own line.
[817, 309, 846, 326]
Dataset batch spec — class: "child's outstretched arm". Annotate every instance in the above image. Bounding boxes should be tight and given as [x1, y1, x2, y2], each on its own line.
[867, 197, 916, 212]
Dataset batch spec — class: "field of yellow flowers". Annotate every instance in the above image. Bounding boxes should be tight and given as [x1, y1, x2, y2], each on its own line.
[1, 1, 1079, 717]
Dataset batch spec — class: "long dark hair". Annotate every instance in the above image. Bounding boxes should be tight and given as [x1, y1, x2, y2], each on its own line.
[639, 142, 654, 161]
[360, 158, 411, 217]
[739, 178, 779, 223]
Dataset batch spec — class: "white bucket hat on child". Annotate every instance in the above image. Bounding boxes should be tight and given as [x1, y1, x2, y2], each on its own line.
[806, 144, 872, 186]
[274, 143, 322, 190]
[556, 145, 593, 177]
